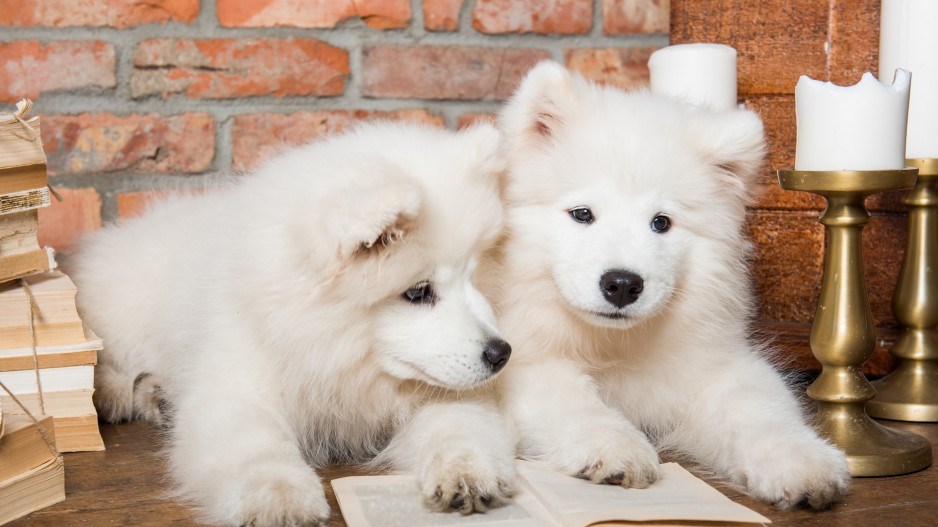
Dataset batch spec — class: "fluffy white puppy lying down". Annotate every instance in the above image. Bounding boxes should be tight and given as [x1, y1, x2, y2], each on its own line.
[71, 122, 517, 526]
[484, 62, 850, 510]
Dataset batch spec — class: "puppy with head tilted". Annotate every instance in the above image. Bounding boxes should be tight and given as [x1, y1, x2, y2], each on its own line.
[72, 122, 517, 526]
[485, 62, 850, 509]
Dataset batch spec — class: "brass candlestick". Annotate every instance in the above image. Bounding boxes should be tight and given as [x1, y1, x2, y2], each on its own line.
[868, 158, 938, 422]
[778, 168, 932, 476]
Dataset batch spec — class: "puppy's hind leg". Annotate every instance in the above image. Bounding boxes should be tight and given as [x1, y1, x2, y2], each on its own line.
[132, 374, 168, 425]
[377, 402, 517, 515]
[93, 361, 137, 423]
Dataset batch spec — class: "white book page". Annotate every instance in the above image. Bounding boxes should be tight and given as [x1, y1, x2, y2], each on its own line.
[518, 461, 770, 527]
[332, 473, 561, 527]
[0, 364, 94, 393]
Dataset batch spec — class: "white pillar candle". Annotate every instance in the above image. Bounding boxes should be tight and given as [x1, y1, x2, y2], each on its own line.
[880, 0, 938, 159]
[794, 70, 911, 171]
[648, 44, 737, 111]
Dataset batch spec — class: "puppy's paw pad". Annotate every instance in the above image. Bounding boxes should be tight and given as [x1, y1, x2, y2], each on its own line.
[231, 466, 330, 527]
[420, 453, 515, 515]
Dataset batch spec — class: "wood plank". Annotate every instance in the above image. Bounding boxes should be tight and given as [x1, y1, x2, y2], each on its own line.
[7, 419, 937, 526]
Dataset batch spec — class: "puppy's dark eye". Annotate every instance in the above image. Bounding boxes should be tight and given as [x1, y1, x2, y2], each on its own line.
[403, 282, 435, 305]
[569, 207, 594, 224]
[651, 215, 671, 233]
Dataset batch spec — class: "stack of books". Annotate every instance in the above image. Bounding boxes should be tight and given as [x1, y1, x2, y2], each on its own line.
[0, 99, 103, 523]
[0, 100, 54, 281]
[0, 99, 104, 453]
[0, 272, 105, 452]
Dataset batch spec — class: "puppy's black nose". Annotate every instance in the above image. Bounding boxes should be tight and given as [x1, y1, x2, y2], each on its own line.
[482, 338, 511, 373]
[599, 270, 644, 308]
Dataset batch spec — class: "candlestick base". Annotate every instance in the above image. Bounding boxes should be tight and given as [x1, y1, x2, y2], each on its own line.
[869, 159, 938, 422]
[778, 168, 931, 476]
[816, 401, 932, 476]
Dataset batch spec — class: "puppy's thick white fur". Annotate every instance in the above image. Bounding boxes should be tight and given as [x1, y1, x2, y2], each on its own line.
[485, 62, 850, 510]
[72, 122, 517, 526]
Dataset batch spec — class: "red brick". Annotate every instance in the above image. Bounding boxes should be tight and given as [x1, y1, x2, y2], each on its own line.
[361, 46, 551, 100]
[230, 109, 445, 172]
[864, 214, 905, 328]
[671, 0, 828, 95]
[564, 47, 657, 91]
[424, 0, 463, 31]
[42, 113, 215, 176]
[0, 41, 115, 102]
[217, 0, 410, 29]
[602, 0, 669, 34]
[117, 190, 191, 220]
[742, 95, 824, 211]
[0, 0, 198, 27]
[457, 113, 496, 130]
[131, 39, 349, 99]
[472, 0, 592, 34]
[830, 0, 880, 86]
[747, 210, 825, 324]
[37, 188, 101, 254]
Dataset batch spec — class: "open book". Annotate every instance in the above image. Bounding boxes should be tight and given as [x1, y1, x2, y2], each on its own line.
[333, 461, 771, 527]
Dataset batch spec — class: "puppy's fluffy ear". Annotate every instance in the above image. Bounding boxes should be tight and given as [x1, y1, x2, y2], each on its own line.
[499, 61, 579, 150]
[332, 178, 423, 261]
[690, 108, 766, 200]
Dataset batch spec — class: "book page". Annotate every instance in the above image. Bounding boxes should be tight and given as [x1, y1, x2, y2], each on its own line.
[332, 473, 561, 527]
[517, 461, 770, 527]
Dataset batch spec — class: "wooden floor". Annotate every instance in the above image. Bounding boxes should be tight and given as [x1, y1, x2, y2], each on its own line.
[8, 419, 938, 526]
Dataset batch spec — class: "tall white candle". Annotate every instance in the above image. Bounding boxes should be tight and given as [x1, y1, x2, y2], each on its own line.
[880, 0, 938, 159]
[648, 44, 737, 111]
[794, 70, 911, 171]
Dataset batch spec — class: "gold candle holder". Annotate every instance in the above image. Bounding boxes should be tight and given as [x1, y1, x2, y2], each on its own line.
[868, 158, 938, 421]
[778, 168, 932, 476]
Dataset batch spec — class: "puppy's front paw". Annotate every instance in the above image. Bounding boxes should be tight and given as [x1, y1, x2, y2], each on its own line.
[418, 450, 516, 515]
[229, 464, 330, 527]
[569, 426, 660, 488]
[744, 440, 850, 510]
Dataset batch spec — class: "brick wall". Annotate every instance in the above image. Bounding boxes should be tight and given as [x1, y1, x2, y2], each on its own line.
[673, 0, 901, 374]
[1, 0, 666, 251]
[3, 1, 901, 374]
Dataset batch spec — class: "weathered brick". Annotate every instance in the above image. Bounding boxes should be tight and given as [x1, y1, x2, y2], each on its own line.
[0, 41, 115, 101]
[42, 113, 215, 176]
[867, 190, 906, 214]
[132, 38, 349, 99]
[565, 47, 657, 91]
[457, 113, 496, 130]
[602, 0, 669, 34]
[37, 188, 101, 254]
[361, 46, 551, 100]
[742, 95, 824, 211]
[864, 214, 905, 328]
[747, 210, 824, 324]
[472, 0, 592, 34]
[424, 0, 463, 31]
[117, 190, 187, 220]
[830, 0, 880, 86]
[671, 0, 828, 95]
[0, 0, 198, 27]
[230, 110, 445, 172]
[217, 0, 410, 29]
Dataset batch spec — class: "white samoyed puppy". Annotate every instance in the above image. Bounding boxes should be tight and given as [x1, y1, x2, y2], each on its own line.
[483, 62, 850, 509]
[71, 122, 517, 526]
